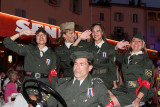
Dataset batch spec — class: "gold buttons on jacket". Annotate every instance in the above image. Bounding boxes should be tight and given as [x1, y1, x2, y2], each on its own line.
[83, 99, 87, 102]
[73, 99, 76, 102]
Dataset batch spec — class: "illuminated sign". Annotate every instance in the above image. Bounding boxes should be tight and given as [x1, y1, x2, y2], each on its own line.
[0, 12, 81, 43]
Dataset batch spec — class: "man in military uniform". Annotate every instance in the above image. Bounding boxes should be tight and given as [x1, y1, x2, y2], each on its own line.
[57, 51, 114, 107]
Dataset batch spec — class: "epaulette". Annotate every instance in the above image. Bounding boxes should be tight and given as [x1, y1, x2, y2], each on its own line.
[91, 78, 104, 84]
[58, 77, 71, 85]
[18, 44, 24, 46]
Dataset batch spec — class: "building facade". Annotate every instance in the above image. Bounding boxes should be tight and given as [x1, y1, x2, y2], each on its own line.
[0, 0, 160, 51]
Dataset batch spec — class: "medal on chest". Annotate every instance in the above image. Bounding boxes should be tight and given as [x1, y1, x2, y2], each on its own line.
[102, 52, 107, 58]
[46, 59, 50, 66]
[87, 87, 94, 98]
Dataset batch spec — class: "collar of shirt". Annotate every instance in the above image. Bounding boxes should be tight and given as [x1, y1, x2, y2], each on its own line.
[131, 51, 143, 56]
[39, 46, 48, 57]
[65, 42, 73, 49]
[39, 46, 48, 53]
[95, 40, 104, 48]
[128, 51, 142, 64]
[73, 77, 84, 86]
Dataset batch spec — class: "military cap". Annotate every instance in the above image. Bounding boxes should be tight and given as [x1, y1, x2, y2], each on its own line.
[133, 32, 144, 41]
[60, 22, 75, 31]
[36, 26, 46, 32]
[70, 51, 94, 62]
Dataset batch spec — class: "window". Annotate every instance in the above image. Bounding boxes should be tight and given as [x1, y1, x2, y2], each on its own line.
[148, 12, 156, 20]
[114, 27, 124, 33]
[75, 24, 83, 32]
[149, 44, 155, 50]
[114, 12, 123, 22]
[100, 13, 104, 21]
[15, 8, 26, 18]
[45, 0, 61, 6]
[132, 14, 138, 23]
[158, 13, 160, 21]
[70, 0, 82, 14]
[150, 26, 155, 37]
[48, 18, 56, 25]
[133, 28, 138, 36]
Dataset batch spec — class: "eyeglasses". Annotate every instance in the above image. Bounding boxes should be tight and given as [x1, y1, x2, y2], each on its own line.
[36, 34, 46, 37]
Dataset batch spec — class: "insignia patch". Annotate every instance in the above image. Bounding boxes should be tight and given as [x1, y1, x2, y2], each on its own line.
[46, 59, 50, 65]
[102, 52, 107, 58]
[78, 46, 83, 48]
[145, 69, 152, 77]
[92, 78, 103, 84]
[128, 81, 136, 87]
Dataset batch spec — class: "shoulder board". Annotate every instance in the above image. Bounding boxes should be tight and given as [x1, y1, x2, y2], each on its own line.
[58, 77, 71, 85]
[91, 78, 104, 84]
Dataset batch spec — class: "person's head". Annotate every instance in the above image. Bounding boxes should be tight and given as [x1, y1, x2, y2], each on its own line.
[32, 27, 50, 47]
[157, 60, 160, 67]
[0, 71, 6, 78]
[90, 23, 105, 43]
[7, 66, 18, 82]
[129, 33, 146, 53]
[59, 22, 75, 43]
[70, 51, 93, 80]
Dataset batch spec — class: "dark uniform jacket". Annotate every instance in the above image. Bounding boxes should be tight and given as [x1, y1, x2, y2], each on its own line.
[57, 74, 111, 107]
[111, 52, 154, 106]
[3, 37, 57, 88]
[54, 43, 74, 77]
[71, 40, 117, 89]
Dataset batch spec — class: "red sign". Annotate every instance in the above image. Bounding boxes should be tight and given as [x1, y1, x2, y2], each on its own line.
[0, 12, 81, 44]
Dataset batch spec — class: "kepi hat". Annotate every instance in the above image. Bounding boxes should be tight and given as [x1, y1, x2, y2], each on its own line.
[70, 51, 94, 62]
[133, 32, 144, 41]
[60, 22, 75, 31]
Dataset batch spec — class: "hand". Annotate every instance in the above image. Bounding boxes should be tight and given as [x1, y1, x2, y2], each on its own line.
[20, 29, 36, 36]
[113, 84, 118, 89]
[115, 40, 129, 50]
[132, 98, 140, 107]
[80, 30, 91, 40]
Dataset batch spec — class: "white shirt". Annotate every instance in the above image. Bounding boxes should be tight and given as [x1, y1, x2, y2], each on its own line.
[65, 42, 73, 49]
[95, 40, 104, 48]
[128, 51, 143, 64]
[73, 77, 84, 86]
[39, 46, 48, 57]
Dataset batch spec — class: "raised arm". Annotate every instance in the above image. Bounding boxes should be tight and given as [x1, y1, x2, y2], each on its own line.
[72, 30, 91, 46]
[10, 29, 35, 41]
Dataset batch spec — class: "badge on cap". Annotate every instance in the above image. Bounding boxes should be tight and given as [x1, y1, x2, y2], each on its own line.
[102, 52, 107, 58]
[87, 88, 94, 98]
[46, 59, 50, 66]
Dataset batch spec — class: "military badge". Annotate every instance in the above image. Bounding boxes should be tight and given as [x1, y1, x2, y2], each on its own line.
[145, 69, 152, 77]
[87, 88, 94, 98]
[46, 59, 50, 66]
[78, 46, 83, 48]
[102, 52, 107, 58]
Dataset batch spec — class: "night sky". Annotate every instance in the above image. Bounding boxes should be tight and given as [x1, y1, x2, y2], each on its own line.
[110, 0, 160, 8]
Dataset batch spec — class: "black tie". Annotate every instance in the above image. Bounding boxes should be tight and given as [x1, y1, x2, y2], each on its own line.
[73, 80, 80, 92]
[96, 46, 100, 53]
